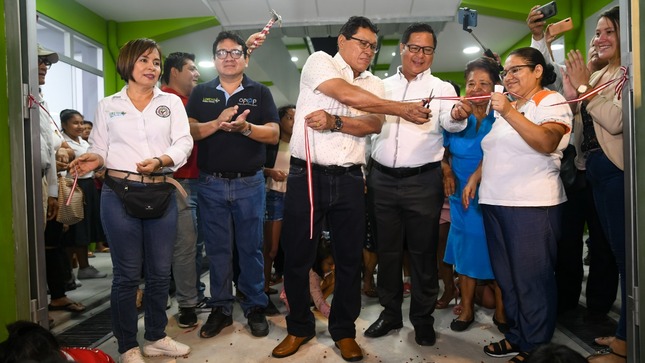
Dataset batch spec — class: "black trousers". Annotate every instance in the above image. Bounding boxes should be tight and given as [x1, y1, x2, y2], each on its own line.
[367, 167, 443, 326]
[556, 171, 618, 314]
[45, 220, 72, 300]
[282, 164, 365, 340]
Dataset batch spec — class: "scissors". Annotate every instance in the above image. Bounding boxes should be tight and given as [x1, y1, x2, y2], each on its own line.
[423, 89, 434, 109]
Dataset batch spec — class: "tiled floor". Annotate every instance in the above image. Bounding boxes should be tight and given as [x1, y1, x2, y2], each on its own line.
[52, 252, 594, 362]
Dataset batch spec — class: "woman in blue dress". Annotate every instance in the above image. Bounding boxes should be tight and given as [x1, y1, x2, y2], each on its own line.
[444, 57, 506, 332]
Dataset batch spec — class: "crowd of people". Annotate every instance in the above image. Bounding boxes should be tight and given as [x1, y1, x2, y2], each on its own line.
[22, 3, 627, 363]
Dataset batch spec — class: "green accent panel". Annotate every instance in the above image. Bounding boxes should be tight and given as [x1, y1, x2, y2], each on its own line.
[0, 0, 18, 341]
[380, 39, 399, 46]
[260, 81, 274, 87]
[36, 0, 106, 43]
[286, 44, 308, 50]
[373, 63, 390, 71]
[116, 17, 220, 45]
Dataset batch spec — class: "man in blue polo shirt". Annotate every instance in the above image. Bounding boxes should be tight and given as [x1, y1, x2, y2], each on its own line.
[186, 31, 280, 339]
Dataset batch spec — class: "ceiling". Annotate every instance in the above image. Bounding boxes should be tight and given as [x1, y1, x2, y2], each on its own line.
[73, 0, 531, 106]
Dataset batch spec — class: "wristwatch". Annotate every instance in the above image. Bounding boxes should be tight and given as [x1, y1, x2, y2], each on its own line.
[241, 122, 252, 136]
[331, 115, 343, 132]
[577, 84, 591, 94]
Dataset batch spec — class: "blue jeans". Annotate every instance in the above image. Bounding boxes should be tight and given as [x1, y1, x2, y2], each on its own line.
[198, 171, 267, 316]
[101, 182, 177, 354]
[482, 204, 561, 352]
[172, 180, 198, 307]
[586, 149, 626, 340]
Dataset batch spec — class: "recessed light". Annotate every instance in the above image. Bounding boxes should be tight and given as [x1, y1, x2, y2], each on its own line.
[392, 52, 396, 57]
[198, 60, 214, 68]
[463, 46, 480, 54]
[551, 44, 564, 50]
[384, 73, 389, 77]
[291, 56, 299, 62]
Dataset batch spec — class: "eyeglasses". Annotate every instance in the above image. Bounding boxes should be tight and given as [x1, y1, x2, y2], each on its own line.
[38, 57, 52, 69]
[215, 49, 244, 60]
[500, 64, 534, 78]
[405, 44, 435, 55]
[348, 36, 379, 53]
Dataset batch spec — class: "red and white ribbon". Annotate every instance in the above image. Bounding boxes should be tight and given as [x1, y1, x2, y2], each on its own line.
[303, 121, 315, 239]
[549, 66, 629, 105]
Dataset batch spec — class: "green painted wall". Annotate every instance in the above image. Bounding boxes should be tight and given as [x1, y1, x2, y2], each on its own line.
[0, 0, 18, 342]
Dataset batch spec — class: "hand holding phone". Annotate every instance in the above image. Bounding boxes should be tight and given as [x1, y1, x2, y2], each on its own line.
[547, 17, 573, 38]
[535, 1, 557, 22]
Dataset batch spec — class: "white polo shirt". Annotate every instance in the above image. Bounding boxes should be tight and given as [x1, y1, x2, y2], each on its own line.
[88, 86, 193, 173]
[290, 52, 385, 167]
[479, 91, 573, 206]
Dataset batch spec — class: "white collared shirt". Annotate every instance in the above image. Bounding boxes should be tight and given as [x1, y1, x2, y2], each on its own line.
[63, 133, 93, 179]
[290, 52, 385, 167]
[89, 86, 193, 172]
[371, 66, 464, 168]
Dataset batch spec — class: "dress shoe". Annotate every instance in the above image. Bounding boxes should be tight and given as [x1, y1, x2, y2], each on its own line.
[334, 338, 363, 362]
[450, 318, 475, 332]
[414, 324, 436, 346]
[364, 318, 403, 338]
[272, 334, 314, 358]
[200, 307, 232, 338]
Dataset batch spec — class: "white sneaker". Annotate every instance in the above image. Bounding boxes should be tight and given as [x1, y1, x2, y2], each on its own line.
[120, 347, 145, 363]
[77, 265, 108, 279]
[143, 336, 191, 357]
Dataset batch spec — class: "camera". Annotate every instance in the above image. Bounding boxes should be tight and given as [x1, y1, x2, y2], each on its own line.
[536, 1, 557, 22]
[458, 7, 478, 28]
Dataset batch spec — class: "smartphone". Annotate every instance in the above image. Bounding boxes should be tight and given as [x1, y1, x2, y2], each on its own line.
[547, 17, 573, 37]
[457, 7, 478, 28]
[536, 1, 557, 21]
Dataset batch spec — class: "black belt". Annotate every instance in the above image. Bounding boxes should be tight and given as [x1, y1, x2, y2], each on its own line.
[372, 159, 440, 178]
[291, 157, 362, 176]
[209, 170, 258, 179]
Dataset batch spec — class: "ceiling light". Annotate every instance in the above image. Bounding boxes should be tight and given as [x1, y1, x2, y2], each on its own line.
[463, 46, 480, 54]
[198, 60, 214, 68]
[392, 52, 396, 56]
[551, 44, 564, 50]
[384, 73, 389, 77]
[291, 56, 298, 62]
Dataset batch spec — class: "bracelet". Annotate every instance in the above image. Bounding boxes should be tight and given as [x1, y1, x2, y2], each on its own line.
[153, 156, 164, 170]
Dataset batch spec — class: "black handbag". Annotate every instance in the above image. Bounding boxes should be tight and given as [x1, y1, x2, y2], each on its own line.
[560, 144, 578, 189]
[104, 175, 174, 219]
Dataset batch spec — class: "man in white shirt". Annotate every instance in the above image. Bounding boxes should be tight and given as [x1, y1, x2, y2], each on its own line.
[364, 23, 467, 346]
[272, 16, 431, 362]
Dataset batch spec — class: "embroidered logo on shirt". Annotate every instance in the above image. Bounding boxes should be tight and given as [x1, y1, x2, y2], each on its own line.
[202, 97, 220, 103]
[238, 97, 258, 107]
[109, 111, 126, 118]
[156, 105, 171, 118]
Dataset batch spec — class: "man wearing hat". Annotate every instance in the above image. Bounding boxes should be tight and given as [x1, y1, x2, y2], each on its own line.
[37, 44, 84, 313]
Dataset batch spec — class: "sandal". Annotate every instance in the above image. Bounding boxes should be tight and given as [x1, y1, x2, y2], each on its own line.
[48, 302, 86, 313]
[484, 339, 520, 358]
[593, 336, 616, 347]
[587, 347, 627, 361]
[508, 351, 530, 363]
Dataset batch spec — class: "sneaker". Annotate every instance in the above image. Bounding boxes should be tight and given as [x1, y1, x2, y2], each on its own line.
[247, 307, 269, 337]
[264, 296, 280, 316]
[77, 265, 107, 279]
[177, 307, 198, 328]
[142, 336, 191, 357]
[200, 307, 233, 338]
[120, 347, 145, 363]
[403, 282, 412, 298]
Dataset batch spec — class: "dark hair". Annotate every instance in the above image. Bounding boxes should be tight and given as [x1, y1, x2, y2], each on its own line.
[212, 31, 248, 59]
[401, 23, 437, 49]
[600, 6, 620, 30]
[339, 16, 379, 39]
[116, 38, 162, 82]
[161, 52, 196, 85]
[278, 104, 296, 119]
[83, 120, 93, 126]
[465, 57, 502, 85]
[59, 109, 83, 124]
[524, 343, 587, 363]
[0, 321, 66, 363]
[508, 47, 556, 87]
